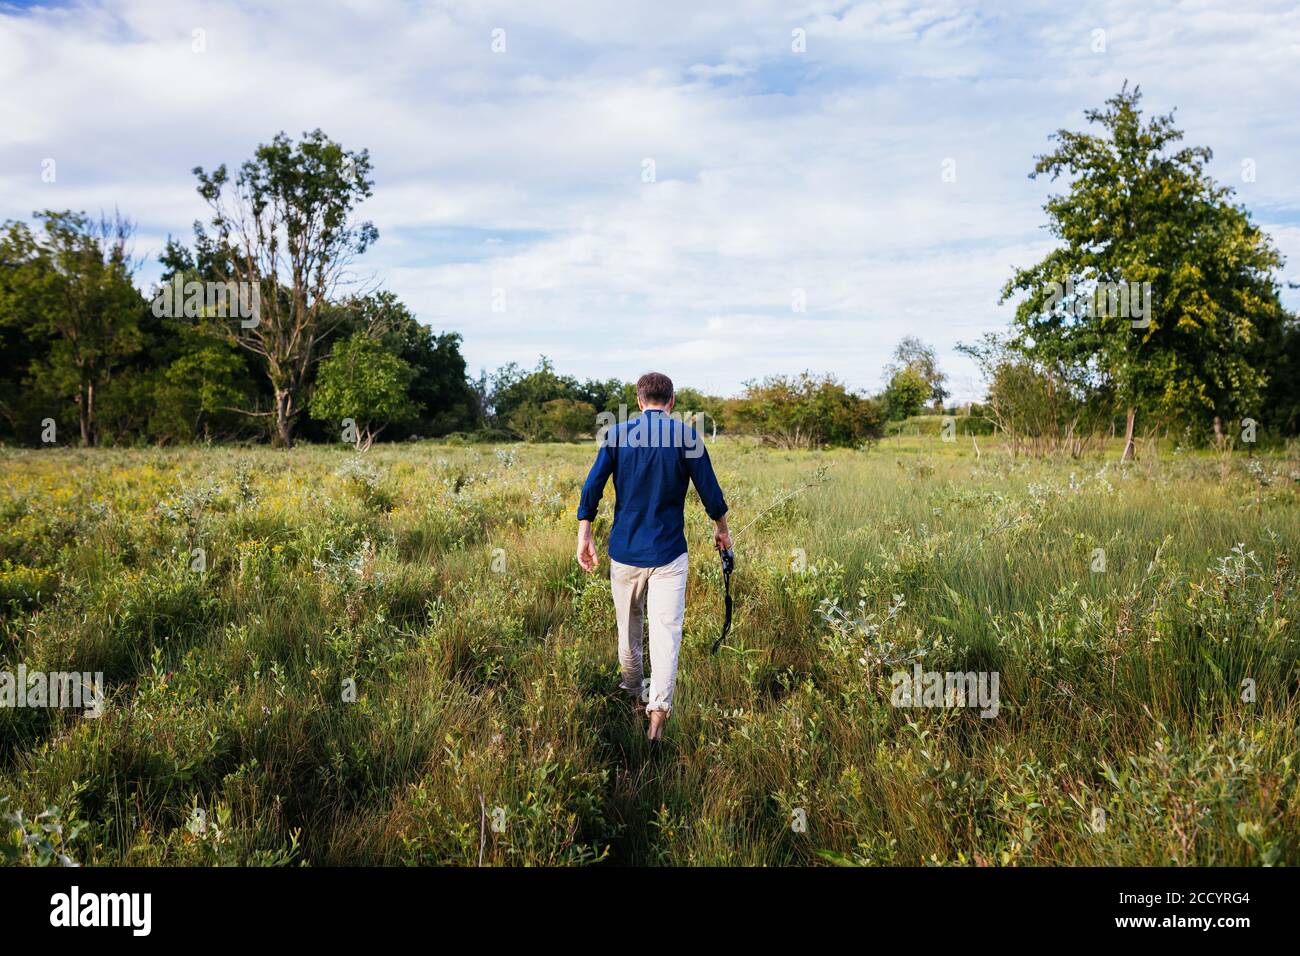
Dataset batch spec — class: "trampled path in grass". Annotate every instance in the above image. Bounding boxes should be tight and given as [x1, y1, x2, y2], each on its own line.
[1, 437, 1298, 865]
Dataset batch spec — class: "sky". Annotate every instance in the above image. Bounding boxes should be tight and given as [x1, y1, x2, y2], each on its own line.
[2, 0, 1298, 401]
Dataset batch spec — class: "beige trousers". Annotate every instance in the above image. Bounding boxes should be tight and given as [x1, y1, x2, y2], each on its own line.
[610, 551, 689, 715]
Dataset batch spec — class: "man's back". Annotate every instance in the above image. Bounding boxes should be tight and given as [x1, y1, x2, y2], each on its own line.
[576, 409, 728, 567]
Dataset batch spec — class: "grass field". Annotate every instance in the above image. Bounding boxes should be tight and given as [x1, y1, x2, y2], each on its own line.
[2, 436, 1298, 866]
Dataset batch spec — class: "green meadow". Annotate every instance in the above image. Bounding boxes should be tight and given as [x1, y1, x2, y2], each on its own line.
[2, 436, 1297, 865]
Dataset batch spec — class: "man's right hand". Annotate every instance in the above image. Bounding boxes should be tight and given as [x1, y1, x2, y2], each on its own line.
[714, 519, 732, 553]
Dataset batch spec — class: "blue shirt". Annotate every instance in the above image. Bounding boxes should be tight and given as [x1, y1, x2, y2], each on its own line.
[576, 409, 728, 567]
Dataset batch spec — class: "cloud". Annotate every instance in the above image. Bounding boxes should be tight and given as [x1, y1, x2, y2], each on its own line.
[2, 0, 1297, 400]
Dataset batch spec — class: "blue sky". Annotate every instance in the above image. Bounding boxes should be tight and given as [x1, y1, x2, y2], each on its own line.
[2, 0, 1298, 400]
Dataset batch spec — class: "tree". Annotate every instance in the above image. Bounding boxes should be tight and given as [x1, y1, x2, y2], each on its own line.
[661, 385, 728, 435]
[884, 336, 948, 408]
[328, 292, 478, 437]
[99, 248, 263, 444]
[577, 377, 626, 415]
[488, 357, 580, 424]
[309, 332, 416, 450]
[882, 367, 930, 420]
[193, 130, 378, 446]
[0, 212, 143, 446]
[1002, 85, 1289, 460]
[489, 356, 604, 438]
[160, 344, 257, 441]
[98, 338, 256, 445]
[1263, 318, 1300, 438]
[0, 224, 52, 441]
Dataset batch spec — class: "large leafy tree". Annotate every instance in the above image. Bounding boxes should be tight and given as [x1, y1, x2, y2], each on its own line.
[0, 211, 143, 446]
[1002, 85, 1289, 459]
[193, 129, 377, 446]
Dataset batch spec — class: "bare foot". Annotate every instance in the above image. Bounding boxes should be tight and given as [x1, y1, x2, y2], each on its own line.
[647, 710, 667, 741]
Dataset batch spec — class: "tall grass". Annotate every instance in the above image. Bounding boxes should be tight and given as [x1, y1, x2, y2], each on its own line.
[1, 437, 1297, 865]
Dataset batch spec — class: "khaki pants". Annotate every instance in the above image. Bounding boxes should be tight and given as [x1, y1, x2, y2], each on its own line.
[610, 552, 689, 715]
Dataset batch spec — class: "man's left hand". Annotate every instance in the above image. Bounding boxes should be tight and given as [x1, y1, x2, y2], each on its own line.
[577, 522, 599, 573]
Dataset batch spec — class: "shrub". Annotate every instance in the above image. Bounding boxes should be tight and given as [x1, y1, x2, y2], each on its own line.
[731, 373, 885, 448]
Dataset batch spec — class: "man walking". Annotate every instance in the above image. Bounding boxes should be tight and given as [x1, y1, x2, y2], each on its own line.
[575, 372, 730, 741]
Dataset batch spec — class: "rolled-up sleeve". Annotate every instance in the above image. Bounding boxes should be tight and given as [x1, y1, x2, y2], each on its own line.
[576, 444, 614, 520]
[685, 440, 728, 520]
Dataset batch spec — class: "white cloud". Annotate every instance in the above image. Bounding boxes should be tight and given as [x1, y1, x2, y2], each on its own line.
[1, 0, 1297, 401]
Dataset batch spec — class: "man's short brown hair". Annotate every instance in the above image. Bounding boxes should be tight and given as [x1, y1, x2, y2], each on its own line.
[636, 371, 674, 406]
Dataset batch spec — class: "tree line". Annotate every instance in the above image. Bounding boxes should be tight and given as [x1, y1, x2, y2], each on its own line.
[2, 86, 1296, 454]
[0, 129, 932, 450]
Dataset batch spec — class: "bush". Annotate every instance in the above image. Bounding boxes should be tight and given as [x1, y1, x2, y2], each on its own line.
[731, 373, 885, 448]
[507, 399, 596, 442]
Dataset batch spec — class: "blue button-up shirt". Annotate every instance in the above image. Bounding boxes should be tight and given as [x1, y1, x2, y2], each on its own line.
[576, 409, 728, 567]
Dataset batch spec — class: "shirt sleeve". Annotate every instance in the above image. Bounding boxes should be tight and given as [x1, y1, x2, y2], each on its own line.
[576, 443, 614, 521]
[685, 438, 728, 521]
